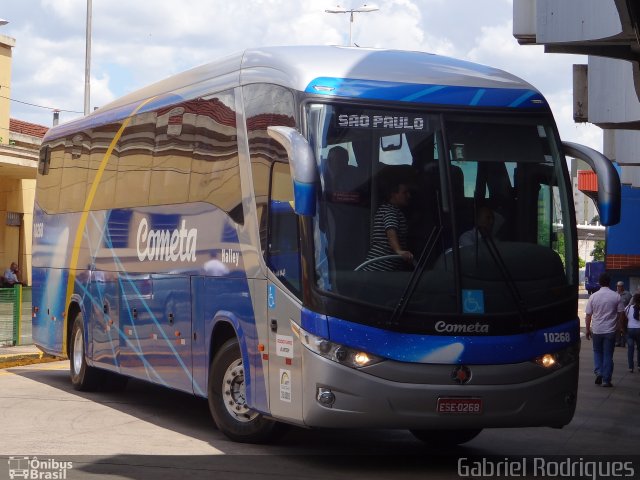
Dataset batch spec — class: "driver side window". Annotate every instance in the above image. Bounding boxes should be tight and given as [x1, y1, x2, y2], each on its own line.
[267, 162, 301, 296]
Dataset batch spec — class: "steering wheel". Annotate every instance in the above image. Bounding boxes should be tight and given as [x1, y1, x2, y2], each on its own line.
[354, 255, 405, 271]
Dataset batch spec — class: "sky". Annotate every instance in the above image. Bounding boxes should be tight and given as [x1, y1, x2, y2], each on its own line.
[0, 0, 602, 149]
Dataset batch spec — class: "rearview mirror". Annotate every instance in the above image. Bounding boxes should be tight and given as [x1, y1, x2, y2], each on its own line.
[267, 126, 318, 216]
[563, 142, 620, 226]
[380, 134, 403, 152]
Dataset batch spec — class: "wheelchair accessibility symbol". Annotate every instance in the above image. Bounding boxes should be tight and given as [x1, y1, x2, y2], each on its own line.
[268, 284, 276, 309]
[462, 289, 484, 314]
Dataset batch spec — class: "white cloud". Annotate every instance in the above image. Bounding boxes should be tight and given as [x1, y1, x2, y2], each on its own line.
[464, 20, 602, 148]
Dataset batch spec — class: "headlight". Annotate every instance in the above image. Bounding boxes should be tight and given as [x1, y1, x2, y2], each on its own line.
[533, 343, 580, 369]
[298, 327, 383, 368]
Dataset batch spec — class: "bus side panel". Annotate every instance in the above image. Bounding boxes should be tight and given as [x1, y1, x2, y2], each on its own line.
[31, 207, 75, 357]
[89, 273, 120, 371]
[191, 276, 207, 397]
[31, 266, 67, 356]
[202, 275, 269, 414]
[147, 273, 193, 393]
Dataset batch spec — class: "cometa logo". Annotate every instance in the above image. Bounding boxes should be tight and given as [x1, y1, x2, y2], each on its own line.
[136, 218, 197, 262]
[435, 321, 489, 334]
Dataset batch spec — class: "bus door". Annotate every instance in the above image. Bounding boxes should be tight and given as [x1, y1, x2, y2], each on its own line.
[267, 280, 303, 421]
[265, 162, 303, 422]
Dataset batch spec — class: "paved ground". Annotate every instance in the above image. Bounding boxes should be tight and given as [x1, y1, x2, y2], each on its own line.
[0, 340, 639, 480]
[0, 343, 61, 368]
[1, 290, 638, 479]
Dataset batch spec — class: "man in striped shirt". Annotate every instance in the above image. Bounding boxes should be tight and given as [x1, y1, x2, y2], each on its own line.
[362, 181, 414, 271]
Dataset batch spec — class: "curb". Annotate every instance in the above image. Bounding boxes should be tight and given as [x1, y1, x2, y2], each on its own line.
[0, 352, 64, 369]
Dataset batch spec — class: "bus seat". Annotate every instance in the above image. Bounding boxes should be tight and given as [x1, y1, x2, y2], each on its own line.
[325, 146, 362, 204]
[450, 164, 473, 230]
[324, 146, 370, 272]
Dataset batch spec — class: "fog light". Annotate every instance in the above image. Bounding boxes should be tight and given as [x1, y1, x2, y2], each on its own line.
[317, 388, 335, 407]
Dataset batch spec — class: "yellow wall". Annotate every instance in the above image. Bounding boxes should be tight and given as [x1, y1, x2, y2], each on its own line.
[0, 36, 14, 146]
[0, 35, 35, 286]
[0, 178, 34, 285]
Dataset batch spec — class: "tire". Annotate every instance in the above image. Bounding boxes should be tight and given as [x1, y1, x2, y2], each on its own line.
[70, 314, 104, 391]
[409, 428, 482, 446]
[207, 338, 287, 443]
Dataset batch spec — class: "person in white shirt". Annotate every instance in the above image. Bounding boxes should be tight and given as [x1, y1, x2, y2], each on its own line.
[585, 273, 625, 387]
[459, 206, 495, 247]
[624, 293, 640, 373]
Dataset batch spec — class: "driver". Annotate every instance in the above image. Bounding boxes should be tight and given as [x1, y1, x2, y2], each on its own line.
[361, 178, 414, 271]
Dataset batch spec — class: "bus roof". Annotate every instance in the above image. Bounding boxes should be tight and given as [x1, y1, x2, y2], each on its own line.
[44, 45, 545, 142]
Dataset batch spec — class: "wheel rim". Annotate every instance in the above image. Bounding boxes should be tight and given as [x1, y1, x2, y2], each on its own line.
[222, 358, 258, 422]
[73, 327, 84, 375]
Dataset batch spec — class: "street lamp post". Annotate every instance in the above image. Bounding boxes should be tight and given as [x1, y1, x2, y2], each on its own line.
[84, 0, 92, 116]
[584, 232, 595, 261]
[325, 4, 379, 46]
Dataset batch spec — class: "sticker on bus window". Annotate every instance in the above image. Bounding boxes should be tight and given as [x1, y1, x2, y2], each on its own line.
[462, 290, 485, 314]
[276, 335, 294, 358]
[280, 369, 292, 403]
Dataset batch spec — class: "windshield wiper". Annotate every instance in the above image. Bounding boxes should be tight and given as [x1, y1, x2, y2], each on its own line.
[388, 226, 442, 325]
[479, 232, 530, 327]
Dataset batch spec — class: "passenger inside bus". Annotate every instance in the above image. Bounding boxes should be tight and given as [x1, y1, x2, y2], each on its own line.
[459, 205, 495, 247]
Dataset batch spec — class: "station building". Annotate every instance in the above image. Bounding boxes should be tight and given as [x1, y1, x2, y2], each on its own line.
[514, 0, 640, 292]
[0, 34, 47, 286]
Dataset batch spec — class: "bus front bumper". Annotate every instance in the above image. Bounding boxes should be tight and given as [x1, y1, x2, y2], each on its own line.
[301, 348, 578, 430]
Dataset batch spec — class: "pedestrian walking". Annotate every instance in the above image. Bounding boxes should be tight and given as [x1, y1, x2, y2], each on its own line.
[585, 273, 625, 387]
[615, 281, 632, 346]
[624, 293, 640, 373]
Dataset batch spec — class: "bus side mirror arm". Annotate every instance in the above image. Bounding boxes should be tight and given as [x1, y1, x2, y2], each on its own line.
[267, 126, 318, 216]
[562, 141, 621, 226]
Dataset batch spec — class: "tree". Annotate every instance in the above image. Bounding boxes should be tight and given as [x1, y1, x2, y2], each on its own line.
[591, 240, 605, 261]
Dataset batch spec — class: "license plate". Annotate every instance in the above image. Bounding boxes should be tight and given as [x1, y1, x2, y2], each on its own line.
[437, 397, 482, 414]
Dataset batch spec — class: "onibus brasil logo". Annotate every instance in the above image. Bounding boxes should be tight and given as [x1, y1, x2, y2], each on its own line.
[7, 457, 73, 479]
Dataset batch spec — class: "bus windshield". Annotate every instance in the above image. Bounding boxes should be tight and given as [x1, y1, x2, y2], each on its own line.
[307, 103, 575, 330]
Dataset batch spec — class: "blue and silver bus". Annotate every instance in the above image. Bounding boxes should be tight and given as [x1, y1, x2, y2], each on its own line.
[32, 46, 620, 445]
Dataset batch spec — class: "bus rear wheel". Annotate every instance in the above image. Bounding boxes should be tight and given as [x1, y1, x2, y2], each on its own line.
[208, 338, 286, 443]
[409, 428, 482, 446]
[70, 314, 103, 391]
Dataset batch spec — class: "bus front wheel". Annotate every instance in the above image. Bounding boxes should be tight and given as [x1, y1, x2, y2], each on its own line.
[70, 315, 103, 391]
[409, 428, 482, 446]
[208, 338, 286, 443]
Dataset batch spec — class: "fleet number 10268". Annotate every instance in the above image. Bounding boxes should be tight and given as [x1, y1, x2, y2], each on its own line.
[543, 332, 570, 343]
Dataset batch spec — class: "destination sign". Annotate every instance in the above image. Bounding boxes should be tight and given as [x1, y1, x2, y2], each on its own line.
[337, 113, 425, 131]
